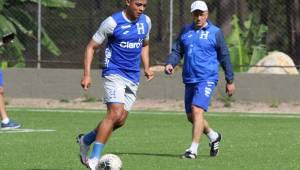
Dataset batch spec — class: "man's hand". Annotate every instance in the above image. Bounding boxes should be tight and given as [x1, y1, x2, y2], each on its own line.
[144, 69, 154, 81]
[226, 83, 235, 97]
[81, 75, 92, 90]
[165, 64, 174, 75]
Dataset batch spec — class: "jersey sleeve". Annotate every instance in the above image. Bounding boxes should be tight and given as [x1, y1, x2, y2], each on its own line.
[216, 30, 234, 82]
[165, 27, 185, 67]
[145, 15, 151, 41]
[92, 16, 117, 44]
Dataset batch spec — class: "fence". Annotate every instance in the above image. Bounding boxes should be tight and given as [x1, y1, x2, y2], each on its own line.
[1, 0, 300, 70]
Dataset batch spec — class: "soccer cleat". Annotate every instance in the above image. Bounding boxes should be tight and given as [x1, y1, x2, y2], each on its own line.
[181, 149, 197, 159]
[209, 132, 222, 157]
[0, 120, 21, 130]
[87, 157, 99, 170]
[77, 134, 90, 166]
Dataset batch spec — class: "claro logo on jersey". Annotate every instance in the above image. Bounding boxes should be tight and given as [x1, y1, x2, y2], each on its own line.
[120, 39, 143, 49]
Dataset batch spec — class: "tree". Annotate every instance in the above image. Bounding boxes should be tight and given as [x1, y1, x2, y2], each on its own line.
[260, 0, 270, 25]
[288, 0, 300, 66]
[156, 0, 163, 41]
[237, 0, 248, 26]
[0, 0, 75, 67]
[227, 15, 268, 72]
[178, 0, 185, 27]
[216, 0, 237, 35]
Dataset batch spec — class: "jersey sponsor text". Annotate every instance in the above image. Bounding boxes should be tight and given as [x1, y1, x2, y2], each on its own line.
[119, 39, 143, 49]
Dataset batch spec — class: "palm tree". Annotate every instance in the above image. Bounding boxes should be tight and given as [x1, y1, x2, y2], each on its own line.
[0, 0, 75, 67]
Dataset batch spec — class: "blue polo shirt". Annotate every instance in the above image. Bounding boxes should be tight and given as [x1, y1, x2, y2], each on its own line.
[166, 21, 234, 84]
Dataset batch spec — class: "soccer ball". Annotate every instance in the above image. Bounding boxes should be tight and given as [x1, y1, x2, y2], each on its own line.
[98, 154, 122, 170]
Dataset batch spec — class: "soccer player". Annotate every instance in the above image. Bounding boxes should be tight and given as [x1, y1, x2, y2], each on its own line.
[0, 33, 21, 129]
[77, 0, 153, 169]
[165, 0, 235, 159]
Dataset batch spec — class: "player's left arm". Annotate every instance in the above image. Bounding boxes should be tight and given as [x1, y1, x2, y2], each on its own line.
[216, 30, 235, 96]
[141, 40, 154, 81]
[142, 16, 154, 81]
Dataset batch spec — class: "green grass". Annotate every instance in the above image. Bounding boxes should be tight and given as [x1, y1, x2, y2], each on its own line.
[1, 108, 300, 170]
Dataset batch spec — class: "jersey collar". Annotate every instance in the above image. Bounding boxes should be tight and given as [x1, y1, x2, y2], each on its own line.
[192, 20, 211, 30]
[122, 10, 139, 23]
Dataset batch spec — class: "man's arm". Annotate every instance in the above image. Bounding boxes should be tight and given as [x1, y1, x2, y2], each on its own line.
[165, 31, 184, 75]
[81, 40, 101, 90]
[141, 40, 154, 81]
[81, 17, 115, 90]
[216, 30, 235, 96]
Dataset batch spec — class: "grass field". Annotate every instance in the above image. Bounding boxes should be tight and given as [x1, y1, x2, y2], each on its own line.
[1, 108, 300, 170]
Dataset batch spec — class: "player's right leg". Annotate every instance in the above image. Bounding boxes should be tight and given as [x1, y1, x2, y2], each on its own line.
[78, 105, 127, 168]
[86, 103, 125, 170]
[182, 106, 205, 159]
[77, 110, 128, 166]
[84, 74, 129, 169]
[182, 84, 200, 159]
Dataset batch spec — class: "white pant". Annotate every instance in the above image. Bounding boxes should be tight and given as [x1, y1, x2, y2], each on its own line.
[102, 74, 138, 111]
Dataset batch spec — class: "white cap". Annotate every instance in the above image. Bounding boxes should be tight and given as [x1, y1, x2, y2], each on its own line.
[191, 1, 208, 12]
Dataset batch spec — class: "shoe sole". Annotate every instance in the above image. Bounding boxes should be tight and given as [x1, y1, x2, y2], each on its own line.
[181, 150, 197, 159]
[0, 125, 21, 130]
[181, 156, 196, 159]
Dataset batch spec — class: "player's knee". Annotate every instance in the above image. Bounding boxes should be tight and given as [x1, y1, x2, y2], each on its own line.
[116, 114, 127, 126]
[108, 113, 122, 123]
[107, 107, 128, 127]
[112, 117, 126, 130]
[112, 113, 127, 126]
[0, 88, 4, 95]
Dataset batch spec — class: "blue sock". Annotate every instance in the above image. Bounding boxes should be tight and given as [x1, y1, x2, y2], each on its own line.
[90, 142, 104, 159]
[83, 130, 97, 145]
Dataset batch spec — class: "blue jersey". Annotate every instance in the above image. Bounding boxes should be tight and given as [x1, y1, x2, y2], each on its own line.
[166, 21, 234, 84]
[93, 11, 151, 84]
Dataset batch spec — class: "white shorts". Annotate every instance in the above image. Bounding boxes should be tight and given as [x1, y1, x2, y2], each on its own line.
[102, 74, 138, 111]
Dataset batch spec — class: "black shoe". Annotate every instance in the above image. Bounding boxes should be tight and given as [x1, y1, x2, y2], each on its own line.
[181, 150, 197, 159]
[209, 133, 222, 157]
[1, 120, 21, 130]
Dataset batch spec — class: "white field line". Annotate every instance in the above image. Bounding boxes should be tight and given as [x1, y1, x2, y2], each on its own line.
[7, 108, 300, 119]
[208, 113, 300, 119]
[0, 129, 56, 133]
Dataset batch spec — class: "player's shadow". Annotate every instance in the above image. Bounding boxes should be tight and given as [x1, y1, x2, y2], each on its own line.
[113, 152, 181, 158]
[27, 169, 65, 170]
[113, 152, 211, 159]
